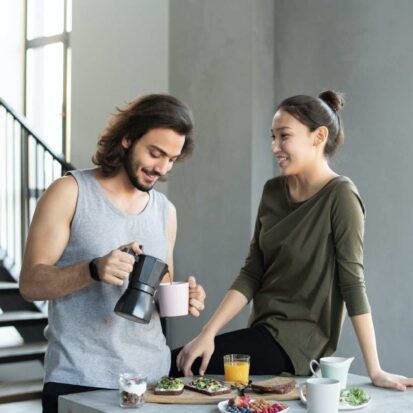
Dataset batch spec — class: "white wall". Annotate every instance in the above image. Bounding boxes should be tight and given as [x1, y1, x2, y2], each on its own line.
[0, 0, 25, 111]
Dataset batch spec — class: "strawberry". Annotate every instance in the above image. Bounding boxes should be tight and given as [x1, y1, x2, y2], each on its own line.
[271, 403, 284, 412]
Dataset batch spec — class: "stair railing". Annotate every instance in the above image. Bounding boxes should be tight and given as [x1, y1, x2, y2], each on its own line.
[0, 96, 74, 280]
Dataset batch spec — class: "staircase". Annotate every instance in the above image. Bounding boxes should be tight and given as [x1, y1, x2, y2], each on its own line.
[0, 97, 74, 402]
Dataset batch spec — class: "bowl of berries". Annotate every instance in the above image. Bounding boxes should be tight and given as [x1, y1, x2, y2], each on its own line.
[218, 396, 289, 413]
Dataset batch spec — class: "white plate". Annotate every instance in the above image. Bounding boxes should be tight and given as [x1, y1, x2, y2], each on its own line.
[300, 397, 371, 411]
[339, 397, 371, 410]
[217, 399, 289, 413]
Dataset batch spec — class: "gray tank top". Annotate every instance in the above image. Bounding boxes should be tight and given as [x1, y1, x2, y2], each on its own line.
[44, 168, 171, 387]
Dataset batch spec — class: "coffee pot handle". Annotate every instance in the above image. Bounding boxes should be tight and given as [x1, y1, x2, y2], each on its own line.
[121, 246, 142, 261]
[121, 247, 134, 255]
[121, 245, 144, 264]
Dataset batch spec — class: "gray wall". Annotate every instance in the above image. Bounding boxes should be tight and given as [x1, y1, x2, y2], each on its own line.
[70, 0, 169, 178]
[273, 0, 413, 376]
[167, 0, 275, 349]
[67, 1, 413, 377]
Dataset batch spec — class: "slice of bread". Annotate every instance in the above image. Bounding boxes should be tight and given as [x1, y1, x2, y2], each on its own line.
[251, 377, 296, 394]
[154, 376, 184, 396]
[184, 377, 231, 396]
[184, 382, 231, 396]
[153, 386, 184, 396]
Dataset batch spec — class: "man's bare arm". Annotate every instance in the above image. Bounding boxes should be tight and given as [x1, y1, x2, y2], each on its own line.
[19, 176, 136, 301]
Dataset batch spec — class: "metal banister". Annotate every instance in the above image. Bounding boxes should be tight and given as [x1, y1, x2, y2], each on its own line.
[0, 96, 75, 279]
[0, 97, 73, 171]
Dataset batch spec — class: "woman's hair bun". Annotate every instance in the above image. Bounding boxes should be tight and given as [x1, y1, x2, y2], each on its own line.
[318, 90, 345, 112]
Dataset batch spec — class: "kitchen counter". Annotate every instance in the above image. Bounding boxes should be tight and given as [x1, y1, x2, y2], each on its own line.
[59, 373, 413, 413]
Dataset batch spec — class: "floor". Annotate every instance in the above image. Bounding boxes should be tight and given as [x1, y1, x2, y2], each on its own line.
[0, 399, 41, 413]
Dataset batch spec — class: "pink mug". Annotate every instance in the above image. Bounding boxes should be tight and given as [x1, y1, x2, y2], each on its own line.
[157, 281, 189, 317]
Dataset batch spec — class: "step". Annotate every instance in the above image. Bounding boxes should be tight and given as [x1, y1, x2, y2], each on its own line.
[0, 281, 48, 315]
[0, 379, 43, 404]
[0, 257, 19, 280]
[0, 312, 47, 327]
[0, 343, 47, 364]
[0, 282, 19, 294]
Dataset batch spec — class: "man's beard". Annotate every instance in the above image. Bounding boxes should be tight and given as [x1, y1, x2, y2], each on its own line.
[124, 149, 161, 192]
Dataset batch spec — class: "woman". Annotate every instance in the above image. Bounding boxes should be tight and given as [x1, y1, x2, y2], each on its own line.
[171, 90, 412, 390]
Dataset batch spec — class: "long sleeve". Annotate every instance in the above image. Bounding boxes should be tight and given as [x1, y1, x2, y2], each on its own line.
[331, 181, 371, 316]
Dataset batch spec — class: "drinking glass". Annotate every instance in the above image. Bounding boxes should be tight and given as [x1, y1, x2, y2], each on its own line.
[119, 372, 147, 408]
[223, 354, 250, 384]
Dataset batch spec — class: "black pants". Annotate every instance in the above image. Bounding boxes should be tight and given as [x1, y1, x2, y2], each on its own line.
[169, 325, 294, 377]
[42, 382, 108, 413]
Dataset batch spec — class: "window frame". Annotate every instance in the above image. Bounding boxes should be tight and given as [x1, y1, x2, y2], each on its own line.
[23, 0, 71, 158]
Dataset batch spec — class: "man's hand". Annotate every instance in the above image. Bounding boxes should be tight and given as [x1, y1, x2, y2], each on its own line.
[187, 275, 206, 317]
[96, 242, 142, 285]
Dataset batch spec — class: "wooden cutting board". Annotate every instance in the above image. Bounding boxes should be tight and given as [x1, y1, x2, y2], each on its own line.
[145, 386, 299, 404]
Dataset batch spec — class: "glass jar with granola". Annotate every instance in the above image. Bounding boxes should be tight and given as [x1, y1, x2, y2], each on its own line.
[119, 372, 147, 408]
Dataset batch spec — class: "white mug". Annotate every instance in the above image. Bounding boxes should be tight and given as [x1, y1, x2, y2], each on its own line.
[300, 378, 340, 413]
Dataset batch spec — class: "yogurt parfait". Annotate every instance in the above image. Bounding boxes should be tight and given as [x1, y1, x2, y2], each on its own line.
[119, 372, 147, 408]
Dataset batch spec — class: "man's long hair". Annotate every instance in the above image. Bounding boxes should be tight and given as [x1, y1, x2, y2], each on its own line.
[92, 94, 194, 176]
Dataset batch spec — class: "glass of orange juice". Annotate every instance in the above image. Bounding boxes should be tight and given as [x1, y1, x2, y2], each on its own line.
[223, 354, 250, 384]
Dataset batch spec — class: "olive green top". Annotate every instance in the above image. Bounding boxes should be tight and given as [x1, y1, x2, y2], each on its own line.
[230, 176, 371, 375]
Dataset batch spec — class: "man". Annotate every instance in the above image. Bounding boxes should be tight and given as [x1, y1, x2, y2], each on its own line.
[19, 94, 206, 413]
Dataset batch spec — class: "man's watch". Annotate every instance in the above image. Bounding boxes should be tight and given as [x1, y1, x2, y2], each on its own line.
[89, 258, 101, 282]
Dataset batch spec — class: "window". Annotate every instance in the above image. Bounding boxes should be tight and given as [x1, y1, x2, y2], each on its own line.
[25, 0, 71, 157]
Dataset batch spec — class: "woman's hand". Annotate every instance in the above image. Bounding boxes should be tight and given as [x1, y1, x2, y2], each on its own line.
[176, 331, 215, 377]
[350, 314, 413, 391]
[371, 369, 413, 391]
[187, 275, 206, 317]
[176, 290, 247, 377]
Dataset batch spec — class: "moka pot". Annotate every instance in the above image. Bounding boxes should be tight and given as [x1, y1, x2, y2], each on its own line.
[114, 248, 169, 324]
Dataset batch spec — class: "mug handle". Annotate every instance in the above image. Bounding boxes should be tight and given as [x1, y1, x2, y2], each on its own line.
[309, 359, 320, 376]
[299, 384, 307, 404]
